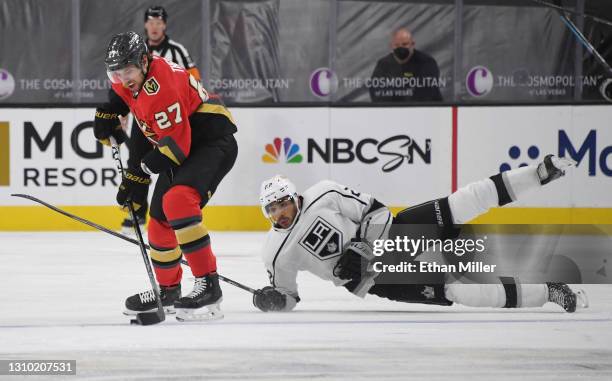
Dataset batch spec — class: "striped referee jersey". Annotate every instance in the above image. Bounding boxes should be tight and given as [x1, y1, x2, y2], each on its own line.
[147, 35, 201, 81]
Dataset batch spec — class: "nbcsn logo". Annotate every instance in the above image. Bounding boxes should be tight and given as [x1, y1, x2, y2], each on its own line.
[262, 137, 303, 164]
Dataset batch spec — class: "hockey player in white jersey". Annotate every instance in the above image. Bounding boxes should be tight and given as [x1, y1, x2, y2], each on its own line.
[253, 155, 588, 313]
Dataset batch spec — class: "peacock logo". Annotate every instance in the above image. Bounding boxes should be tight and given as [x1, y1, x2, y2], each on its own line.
[262, 137, 303, 164]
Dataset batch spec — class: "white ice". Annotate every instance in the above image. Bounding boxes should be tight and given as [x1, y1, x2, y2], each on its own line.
[1, 232, 611, 380]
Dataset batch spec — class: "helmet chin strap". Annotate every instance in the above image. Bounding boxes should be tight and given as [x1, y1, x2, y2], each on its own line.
[130, 56, 151, 97]
[142, 55, 151, 76]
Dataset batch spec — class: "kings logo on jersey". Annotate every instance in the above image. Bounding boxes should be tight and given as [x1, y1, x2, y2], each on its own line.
[299, 217, 343, 260]
[143, 77, 160, 96]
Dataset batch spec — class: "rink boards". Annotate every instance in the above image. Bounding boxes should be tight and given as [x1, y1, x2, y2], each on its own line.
[0, 106, 611, 230]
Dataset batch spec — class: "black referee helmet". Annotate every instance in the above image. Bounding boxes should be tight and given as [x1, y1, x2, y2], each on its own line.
[144, 5, 168, 23]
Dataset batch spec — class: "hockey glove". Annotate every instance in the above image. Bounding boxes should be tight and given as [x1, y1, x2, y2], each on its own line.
[94, 108, 127, 146]
[141, 148, 177, 175]
[333, 240, 374, 281]
[537, 154, 575, 185]
[116, 167, 151, 212]
[253, 286, 287, 312]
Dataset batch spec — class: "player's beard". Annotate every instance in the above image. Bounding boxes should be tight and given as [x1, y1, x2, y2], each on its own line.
[124, 80, 139, 95]
[124, 72, 145, 95]
[277, 216, 292, 229]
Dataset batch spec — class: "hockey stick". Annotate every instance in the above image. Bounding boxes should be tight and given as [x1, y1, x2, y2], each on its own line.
[554, 3, 612, 76]
[530, 0, 612, 28]
[10, 193, 256, 294]
[536, 0, 612, 101]
[110, 139, 165, 326]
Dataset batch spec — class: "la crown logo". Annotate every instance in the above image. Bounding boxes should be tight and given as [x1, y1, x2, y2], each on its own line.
[262, 137, 303, 163]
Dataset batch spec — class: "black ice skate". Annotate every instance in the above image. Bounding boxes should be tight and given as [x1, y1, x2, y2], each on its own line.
[546, 282, 588, 313]
[174, 272, 223, 322]
[124, 284, 181, 315]
[121, 215, 146, 235]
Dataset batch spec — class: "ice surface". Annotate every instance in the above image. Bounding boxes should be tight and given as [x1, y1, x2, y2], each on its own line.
[1, 232, 611, 380]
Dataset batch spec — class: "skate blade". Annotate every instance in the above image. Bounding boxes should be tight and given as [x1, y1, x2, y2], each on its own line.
[123, 306, 175, 316]
[575, 289, 589, 309]
[175, 303, 224, 322]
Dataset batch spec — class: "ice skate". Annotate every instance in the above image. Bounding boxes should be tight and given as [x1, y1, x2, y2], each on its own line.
[546, 282, 588, 312]
[175, 272, 224, 322]
[537, 154, 575, 185]
[124, 284, 181, 315]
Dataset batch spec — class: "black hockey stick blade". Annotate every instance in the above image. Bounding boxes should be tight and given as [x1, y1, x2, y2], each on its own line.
[131, 310, 165, 326]
[11, 193, 257, 294]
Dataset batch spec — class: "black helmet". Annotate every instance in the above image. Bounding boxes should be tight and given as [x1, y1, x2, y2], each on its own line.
[104, 31, 149, 72]
[144, 5, 168, 22]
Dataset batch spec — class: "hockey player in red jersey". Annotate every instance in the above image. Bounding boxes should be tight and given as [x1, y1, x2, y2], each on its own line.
[94, 31, 237, 321]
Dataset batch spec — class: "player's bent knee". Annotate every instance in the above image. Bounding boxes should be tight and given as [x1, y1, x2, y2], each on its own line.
[147, 217, 178, 247]
[162, 185, 202, 222]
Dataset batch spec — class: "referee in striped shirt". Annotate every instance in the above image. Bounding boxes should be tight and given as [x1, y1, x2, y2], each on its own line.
[121, 5, 202, 232]
[144, 5, 201, 81]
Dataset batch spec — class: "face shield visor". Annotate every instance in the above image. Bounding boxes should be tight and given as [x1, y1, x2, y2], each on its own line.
[264, 196, 295, 219]
[106, 65, 142, 85]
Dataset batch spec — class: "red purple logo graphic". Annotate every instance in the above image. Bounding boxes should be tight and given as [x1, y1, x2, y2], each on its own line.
[262, 137, 303, 163]
[0, 69, 15, 100]
[466, 66, 493, 97]
[310, 67, 338, 98]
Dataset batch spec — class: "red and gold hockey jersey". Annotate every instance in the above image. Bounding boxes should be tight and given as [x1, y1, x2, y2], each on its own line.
[110, 56, 235, 167]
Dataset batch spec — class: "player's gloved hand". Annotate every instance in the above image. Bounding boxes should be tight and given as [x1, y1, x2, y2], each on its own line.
[253, 286, 287, 312]
[116, 167, 151, 212]
[140, 148, 176, 175]
[537, 154, 576, 185]
[333, 240, 374, 281]
[94, 108, 127, 146]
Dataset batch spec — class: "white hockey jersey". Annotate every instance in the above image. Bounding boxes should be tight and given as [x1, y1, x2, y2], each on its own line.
[259, 180, 393, 311]
[258, 162, 558, 312]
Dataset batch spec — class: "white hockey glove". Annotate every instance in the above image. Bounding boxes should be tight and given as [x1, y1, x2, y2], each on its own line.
[537, 154, 576, 185]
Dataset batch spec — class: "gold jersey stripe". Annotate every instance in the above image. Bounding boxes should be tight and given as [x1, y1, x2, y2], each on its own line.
[158, 136, 186, 166]
[175, 222, 209, 245]
[150, 246, 182, 263]
[158, 145, 181, 165]
[196, 103, 236, 125]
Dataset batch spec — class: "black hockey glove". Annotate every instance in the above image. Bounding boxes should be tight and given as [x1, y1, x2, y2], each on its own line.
[140, 148, 176, 175]
[253, 286, 287, 312]
[94, 108, 127, 146]
[333, 241, 374, 281]
[116, 167, 151, 212]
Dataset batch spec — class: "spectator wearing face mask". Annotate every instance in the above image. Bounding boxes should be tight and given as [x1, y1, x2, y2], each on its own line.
[369, 28, 442, 102]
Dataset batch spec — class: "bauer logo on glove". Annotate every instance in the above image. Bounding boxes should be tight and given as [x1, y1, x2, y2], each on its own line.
[94, 108, 128, 146]
[116, 168, 151, 211]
